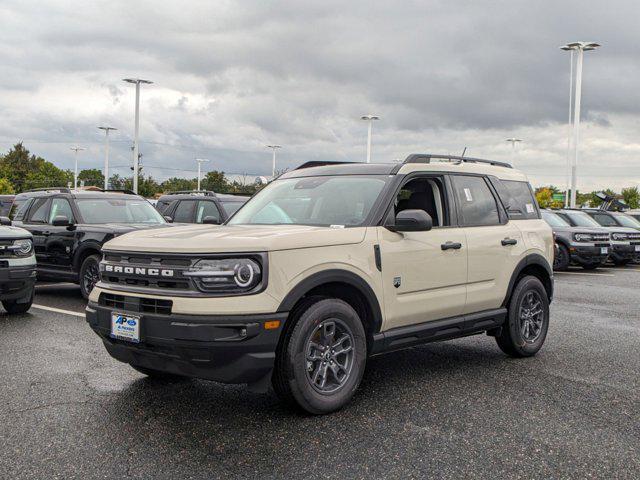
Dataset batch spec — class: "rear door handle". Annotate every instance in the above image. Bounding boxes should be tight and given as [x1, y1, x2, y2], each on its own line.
[501, 238, 518, 246]
[441, 241, 462, 251]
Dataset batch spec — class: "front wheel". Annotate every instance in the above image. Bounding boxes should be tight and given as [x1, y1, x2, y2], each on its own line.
[272, 298, 367, 414]
[553, 244, 570, 271]
[2, 291, 34, 314]
[612, 258, 631, 266]
[79, 254, 101, 299]
[581, 261, 602, 270]
[496, 275, 550, 358]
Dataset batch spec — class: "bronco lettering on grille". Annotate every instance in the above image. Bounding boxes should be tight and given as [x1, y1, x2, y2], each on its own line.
[104, 264, 174, 277]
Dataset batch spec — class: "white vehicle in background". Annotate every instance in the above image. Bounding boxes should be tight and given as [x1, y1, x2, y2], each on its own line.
[0, 217, 36, 314]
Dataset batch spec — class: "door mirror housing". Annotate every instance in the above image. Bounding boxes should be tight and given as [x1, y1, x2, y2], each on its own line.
[163, 215, 173, 223]
[0, 216, 11, 226]
[51, 215, 74, 227]
[387, 209, 433, 232]
[202, 216, 220, 225]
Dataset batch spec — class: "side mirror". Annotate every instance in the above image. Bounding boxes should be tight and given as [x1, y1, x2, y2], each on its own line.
[163, 216, 173, 223]
[387, 209, 433, 232]
[202, 216, 220, 225]
[51, 215, 73, 227]
[0, 216, 11, 226]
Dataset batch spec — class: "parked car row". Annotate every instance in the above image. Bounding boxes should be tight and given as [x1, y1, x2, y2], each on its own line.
[542, 208, 640, 270]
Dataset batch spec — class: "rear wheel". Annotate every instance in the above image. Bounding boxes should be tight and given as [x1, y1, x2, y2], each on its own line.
[553, 244, 570, 271]
[272, 298, 367, 414]
[79, 254, 101, 299]
[2, 291, 34, 314]
[496, 275, 550, 358]
[612, 257, 631, 266]
[581, 261, 601, 270]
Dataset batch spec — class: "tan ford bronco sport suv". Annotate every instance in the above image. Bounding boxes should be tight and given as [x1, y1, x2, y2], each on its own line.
[86, 155, 554, 414]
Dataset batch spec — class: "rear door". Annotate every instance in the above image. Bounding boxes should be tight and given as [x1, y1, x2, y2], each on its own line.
[195, 200, 222, 223]
[378, 174, 468, 330]
[451, 174, 525, 314]
[171, 200, 197, 223]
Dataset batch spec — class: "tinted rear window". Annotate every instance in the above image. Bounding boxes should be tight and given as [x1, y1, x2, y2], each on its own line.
[491, 179, 539, 219]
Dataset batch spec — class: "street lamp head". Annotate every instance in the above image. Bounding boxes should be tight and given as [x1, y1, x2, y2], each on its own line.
[196, 158, 210, 163]
[561, 42, 601, 51]
[123, 78, 153, 85]
[266, 145, 282, 149]
[361, 115, 380, 121]
[98, 126, 117, 131]
[506, 138, 522, 143]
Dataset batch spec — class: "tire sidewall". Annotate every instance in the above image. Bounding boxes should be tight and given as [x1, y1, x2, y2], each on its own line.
[506, 276, 550, 356]
[285, 299, 367, 414]
[554, 244, 570, 271]
[79, 254, 101, 299]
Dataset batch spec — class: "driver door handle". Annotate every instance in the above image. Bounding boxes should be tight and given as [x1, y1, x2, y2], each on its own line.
[501, 238, 518, 246]
[441, 241, 462, 251]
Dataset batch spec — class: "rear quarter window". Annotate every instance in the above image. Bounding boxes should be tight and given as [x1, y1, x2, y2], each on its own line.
[491, 178, 540, 220]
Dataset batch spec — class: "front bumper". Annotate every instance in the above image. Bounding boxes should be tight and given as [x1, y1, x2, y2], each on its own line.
[86, 302, 288, 384]
[0, 265, 37, 301]
[611, 243, 636, 261]
[569, 243, 611, 264]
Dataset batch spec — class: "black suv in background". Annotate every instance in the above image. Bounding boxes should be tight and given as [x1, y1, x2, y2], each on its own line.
[11, 188, 171, 298]
[555, 209, 640, 266]
[156, 191, 249, 224]
[541, 210, 611, 270]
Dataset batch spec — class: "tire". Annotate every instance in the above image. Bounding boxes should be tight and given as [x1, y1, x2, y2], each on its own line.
[612, 258, 631, 266]
[553, 244, 570, 271]
[130, 365, 188, 381]
[272, 298, 367, 414]
[496, 275, 550, 358]
[2, 291, 34, 314]
[79, 254, 101, 299]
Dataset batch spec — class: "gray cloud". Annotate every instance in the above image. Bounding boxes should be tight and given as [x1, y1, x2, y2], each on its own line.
[0, 0, 639, 190]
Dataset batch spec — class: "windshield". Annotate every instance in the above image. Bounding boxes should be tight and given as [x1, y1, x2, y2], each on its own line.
[615, 213, 640, 229]
[542, 211, 570, 227]
[221, 201, 244, 216]
[76, 198, 165, 224]
[228, 175, 388, 226]
[561, 211, 601, 228]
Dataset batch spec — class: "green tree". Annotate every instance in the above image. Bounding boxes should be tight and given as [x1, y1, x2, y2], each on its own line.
[621, 186, 640, 209]
[108, 173, 160, 197]
[535, 187, 554, 208]
[0, 177, 15, 194]
[160, 177, 197, 193]
[0, 142, 72, 192]
[78, 168, 105, 188]
[201, 171, 226, 192]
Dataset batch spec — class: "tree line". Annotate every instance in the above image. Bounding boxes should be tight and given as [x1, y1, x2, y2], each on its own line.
[534, 185, 639, 209]
[0, 143, 261, 197]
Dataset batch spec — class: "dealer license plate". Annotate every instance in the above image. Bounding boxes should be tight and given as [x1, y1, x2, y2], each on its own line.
[601, 247, 608, 254]
[635, 245, 640, 252]
[110, 312, 140, 343]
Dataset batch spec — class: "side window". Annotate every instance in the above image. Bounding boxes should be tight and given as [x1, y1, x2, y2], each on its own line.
[592, 213, 617, 227]
[394, 176, 448, 227]
[196, 200, 221, 223]
[49, 198, 75, 223]
[172, 200, 196, 223]
[451, 175, 500, 227]
[499, 179, 539, 219]
[11, 198, 32, 221]
[27, 198, 51, 223]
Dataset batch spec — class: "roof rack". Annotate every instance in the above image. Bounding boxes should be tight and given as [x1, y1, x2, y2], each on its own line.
[163, 190, 217, 197]
[295, 161, 356, 170]
[23, 187, 72, 193]
[103, 189, 137, 195]
[403, 154, 513, 169]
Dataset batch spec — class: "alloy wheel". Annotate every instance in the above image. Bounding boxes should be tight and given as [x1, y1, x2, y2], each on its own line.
[305, 319, 355, 394]
[519, 290, 544, 343]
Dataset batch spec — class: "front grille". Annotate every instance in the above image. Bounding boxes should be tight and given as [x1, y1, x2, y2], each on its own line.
[101, 293, 173, 315]
[591, 234, 610, 242]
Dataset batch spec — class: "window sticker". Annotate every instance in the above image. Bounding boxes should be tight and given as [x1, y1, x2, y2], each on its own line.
[463, 188, 473, 202]
[525, 203, 535, 214]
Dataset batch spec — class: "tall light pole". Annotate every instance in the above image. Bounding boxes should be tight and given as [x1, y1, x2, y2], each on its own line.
[266, 145, 281, 178]
[123, 78, 153, 194]
[70, 146, 85, 190]
[361, 115, 379, 163]
[505, 138, 522, 166]
[560, 45, 576, 207]
[196, 158, 210, 191]
[98, 126, 117, 190]
[560, 42, 600, 208]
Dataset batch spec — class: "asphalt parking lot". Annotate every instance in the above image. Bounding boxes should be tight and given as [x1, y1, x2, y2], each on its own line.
[1, 267, 639, 479]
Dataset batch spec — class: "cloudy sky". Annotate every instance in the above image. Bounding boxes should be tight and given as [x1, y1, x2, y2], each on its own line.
[1, 0, 639, 190]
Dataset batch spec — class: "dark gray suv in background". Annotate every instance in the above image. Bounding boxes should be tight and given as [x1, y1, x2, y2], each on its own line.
[541, 210, 611, 270]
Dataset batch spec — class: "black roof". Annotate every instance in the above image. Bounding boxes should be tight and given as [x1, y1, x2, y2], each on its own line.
[281, 162, 397, 179]
[14, 188, 141, 200]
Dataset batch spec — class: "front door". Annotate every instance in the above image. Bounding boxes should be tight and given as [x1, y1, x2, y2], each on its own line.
[23, 197, 52, 266]
[45, 197, 77, 271]
[378, 175, 467, 330]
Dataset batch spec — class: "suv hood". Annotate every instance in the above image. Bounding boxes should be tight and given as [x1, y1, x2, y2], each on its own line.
[103, 224, 367, 253]
[0, 225, 33, 240]
[551, 226, 608, 235]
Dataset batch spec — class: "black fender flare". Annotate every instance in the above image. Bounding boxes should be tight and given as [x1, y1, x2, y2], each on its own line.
[502, 253, 554, 307]
[277, 269, 384, 333]
[73, 242, 103, 271]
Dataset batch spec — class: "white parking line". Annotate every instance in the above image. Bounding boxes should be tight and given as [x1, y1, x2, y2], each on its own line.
[31, 304, 85, 318]
[555, 271, 615, 277]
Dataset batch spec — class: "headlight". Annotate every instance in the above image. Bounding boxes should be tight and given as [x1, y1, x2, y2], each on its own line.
[9, 239, 33, 256]
[574, 233, 592, 242]
[612, 233, 628, 241]
[184, 257, 263, 293]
